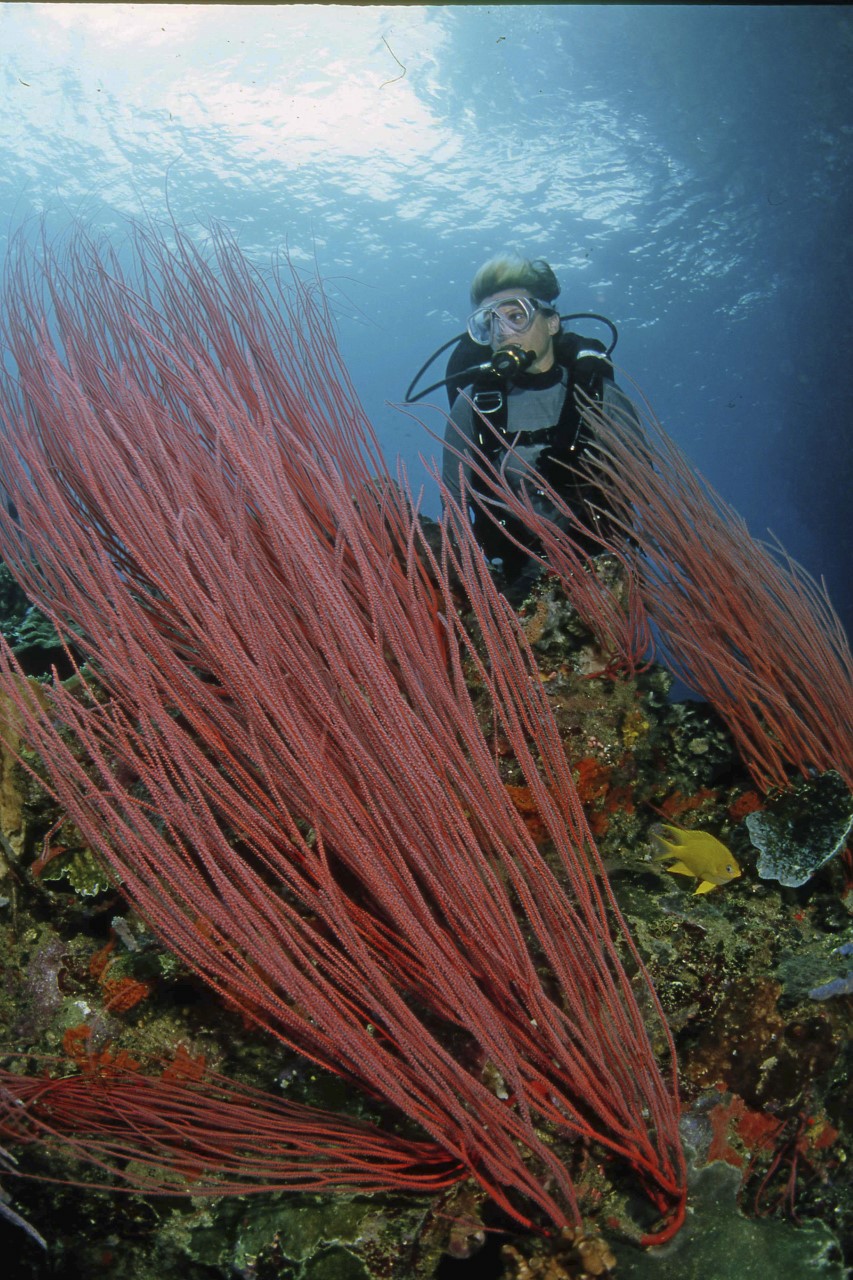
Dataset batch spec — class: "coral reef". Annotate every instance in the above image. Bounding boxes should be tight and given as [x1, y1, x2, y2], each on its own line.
[0, 566, 850, 1279]
[0, 222, 849, 1279]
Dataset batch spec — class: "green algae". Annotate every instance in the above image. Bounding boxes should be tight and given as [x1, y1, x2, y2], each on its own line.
[38, 844, 113, 897]
[611, 1164, 846, 1279]
[180, 1193, 430, 1278]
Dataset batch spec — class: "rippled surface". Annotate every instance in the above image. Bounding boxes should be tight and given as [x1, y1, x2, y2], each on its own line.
[1, 3, 851, 621]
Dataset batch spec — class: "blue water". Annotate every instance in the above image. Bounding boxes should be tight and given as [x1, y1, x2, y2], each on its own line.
[1, 3, 851, 628]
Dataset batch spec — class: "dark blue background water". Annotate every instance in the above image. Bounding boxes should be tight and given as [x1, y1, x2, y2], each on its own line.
[2, 4, 851, 629]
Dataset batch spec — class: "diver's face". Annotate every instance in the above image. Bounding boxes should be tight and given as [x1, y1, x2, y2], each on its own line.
[479, 288, 560, 372]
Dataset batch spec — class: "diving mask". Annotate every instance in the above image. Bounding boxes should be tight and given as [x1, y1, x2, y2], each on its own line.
[466, 295, 545, 346]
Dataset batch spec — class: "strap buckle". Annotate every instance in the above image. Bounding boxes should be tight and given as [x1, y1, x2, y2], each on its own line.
[472, 388, 504, 415]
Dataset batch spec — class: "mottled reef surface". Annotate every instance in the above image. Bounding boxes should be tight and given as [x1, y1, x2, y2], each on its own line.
[0, 563, 850, 1280]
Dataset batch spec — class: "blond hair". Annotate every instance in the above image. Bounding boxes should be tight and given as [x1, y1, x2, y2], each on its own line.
[470, 255, 560, 307]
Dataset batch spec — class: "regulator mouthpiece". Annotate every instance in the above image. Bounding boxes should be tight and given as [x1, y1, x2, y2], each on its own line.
[489, 345, 535, 379]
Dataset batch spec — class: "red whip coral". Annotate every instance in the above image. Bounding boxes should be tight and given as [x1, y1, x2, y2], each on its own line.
[0, 222, 685, 1242]
[580, 384, 853, 794]
[446, 373, 852, 796]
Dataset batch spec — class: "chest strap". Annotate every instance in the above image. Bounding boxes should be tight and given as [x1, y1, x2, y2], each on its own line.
[471, 355, 610, 461]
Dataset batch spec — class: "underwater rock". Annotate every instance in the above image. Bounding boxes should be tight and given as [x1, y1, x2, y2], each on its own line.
[746, 770, 853, 888]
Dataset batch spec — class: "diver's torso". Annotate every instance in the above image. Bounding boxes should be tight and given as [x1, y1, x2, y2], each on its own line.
[481, 371, 572, 513]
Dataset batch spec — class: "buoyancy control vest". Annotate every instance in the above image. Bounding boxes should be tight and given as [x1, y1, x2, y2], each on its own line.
[451, 331, 618, 562]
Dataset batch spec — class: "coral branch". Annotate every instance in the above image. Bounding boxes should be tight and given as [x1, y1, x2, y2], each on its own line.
[0, 1059, 464, 1196]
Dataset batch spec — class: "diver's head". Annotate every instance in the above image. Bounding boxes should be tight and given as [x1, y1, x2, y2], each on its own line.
[467, 255, 561, 373]
[469, 254, 560, 309]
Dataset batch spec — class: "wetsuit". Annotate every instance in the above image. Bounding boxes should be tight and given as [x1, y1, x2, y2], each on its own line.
[441, 363, 640, 580]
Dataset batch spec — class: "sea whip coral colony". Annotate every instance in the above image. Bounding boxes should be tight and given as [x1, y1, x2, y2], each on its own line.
[0, 223, 686, 1247]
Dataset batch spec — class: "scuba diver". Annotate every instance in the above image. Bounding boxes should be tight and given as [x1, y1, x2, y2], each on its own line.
[406, 254, 641, 599]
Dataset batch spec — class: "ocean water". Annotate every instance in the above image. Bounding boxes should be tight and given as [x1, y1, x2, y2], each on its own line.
[1, 2, 851, 629]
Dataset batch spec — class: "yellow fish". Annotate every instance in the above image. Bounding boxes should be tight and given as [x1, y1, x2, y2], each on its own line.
[650, 823, 741, 895]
